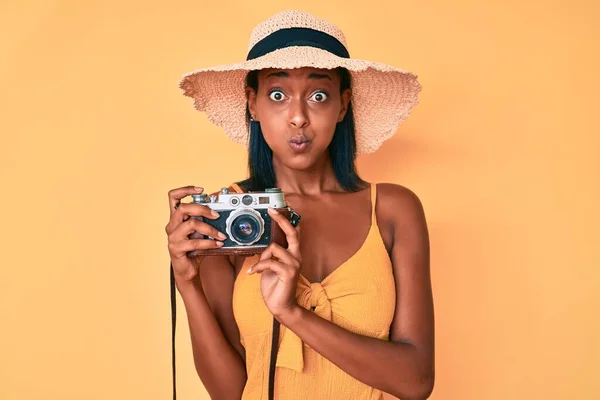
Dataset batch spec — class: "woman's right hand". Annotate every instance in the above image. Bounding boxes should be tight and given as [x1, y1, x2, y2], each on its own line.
[165, 186, 227, 282]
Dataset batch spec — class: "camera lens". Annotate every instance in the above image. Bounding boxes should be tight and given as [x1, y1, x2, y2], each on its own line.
[225, 208, 265, 246]
[230, 214, 261, 244]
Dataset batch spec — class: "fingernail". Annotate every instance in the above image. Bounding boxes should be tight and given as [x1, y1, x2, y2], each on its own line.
[211, 211, 219, 218]
[268, 207, 278, 214]
[194, 187, 203, 191]
[218, 232, 226, 240]
[216, 241, 224, 247]
[247, 267, 252, 274]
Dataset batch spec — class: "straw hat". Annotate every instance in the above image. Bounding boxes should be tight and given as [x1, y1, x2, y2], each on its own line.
[178, 10, 422, 154]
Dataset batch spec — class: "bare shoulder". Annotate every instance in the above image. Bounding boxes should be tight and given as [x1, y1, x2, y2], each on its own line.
[375, 183, 427, 229]
[376, 183, 424, 207]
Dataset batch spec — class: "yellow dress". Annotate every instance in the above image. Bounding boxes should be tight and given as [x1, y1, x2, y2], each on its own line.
[231, 183, 397, 400]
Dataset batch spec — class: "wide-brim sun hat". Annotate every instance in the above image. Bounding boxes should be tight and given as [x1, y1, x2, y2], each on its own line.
[178, 10, 422, 155]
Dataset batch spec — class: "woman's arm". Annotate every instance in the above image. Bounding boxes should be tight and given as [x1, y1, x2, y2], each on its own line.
[176, 255, 247, 399]
[277, 184, 434, 400]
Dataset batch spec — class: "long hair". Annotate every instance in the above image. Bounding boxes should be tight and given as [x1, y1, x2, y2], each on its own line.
[237, 68, 367, 192]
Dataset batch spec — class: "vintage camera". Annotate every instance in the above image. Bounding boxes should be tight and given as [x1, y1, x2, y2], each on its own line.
[187, 187, 301, 257]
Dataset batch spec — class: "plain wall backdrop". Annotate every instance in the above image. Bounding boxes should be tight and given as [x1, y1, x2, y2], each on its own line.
[1, 0, 599, 399]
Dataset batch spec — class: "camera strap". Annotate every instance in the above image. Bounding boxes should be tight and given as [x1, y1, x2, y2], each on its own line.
[170, 262, 177, 400]
[170, 263, 280, 400]
[169, 208, 298, 400]
[268, 317, 281, 400]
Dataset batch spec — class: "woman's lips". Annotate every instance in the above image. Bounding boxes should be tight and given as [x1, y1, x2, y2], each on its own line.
[288, 136, 311, 153]
[289, 141, 310, 153]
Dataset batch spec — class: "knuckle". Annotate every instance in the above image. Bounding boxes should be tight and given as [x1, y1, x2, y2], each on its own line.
[269, 242, 280, 251]
[193, 205, 209, 217]
[202, 239, 216, 248]
[194, 219, 207, 231]
[202, 205, 214, 216]
[194, 238, 219, 249]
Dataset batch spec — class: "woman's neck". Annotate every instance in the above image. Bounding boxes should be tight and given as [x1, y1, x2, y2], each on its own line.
[273, 153, 342, 196]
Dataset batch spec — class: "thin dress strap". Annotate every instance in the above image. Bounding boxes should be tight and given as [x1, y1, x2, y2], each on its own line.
[230, 182, 244, 193]
[370, 183, 378, 226]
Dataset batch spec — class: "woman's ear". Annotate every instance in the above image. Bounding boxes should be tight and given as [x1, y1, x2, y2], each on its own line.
[337, 88, 352, 122]
[246, 86, 258, 121]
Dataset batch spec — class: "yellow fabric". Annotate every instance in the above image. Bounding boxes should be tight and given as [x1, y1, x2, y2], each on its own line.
[231, 183, 396, 400]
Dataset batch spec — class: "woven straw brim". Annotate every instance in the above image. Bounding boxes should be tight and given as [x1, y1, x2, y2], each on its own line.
[179, 46, 421, 154]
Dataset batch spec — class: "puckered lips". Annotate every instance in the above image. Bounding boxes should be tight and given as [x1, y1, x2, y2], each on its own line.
[288, 135, 312, 154]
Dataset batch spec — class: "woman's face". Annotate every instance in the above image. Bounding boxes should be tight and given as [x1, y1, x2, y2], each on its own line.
[246, 67, 351, 171]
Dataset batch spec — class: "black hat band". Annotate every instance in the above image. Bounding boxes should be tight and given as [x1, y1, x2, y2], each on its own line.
[246, 27, 350, 61]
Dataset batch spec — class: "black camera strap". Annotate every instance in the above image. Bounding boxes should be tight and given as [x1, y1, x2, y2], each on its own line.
[268, 318, 281, 400]
[170, 263, 280, 400]
[170, 262, 177, 400]
[169, 208, 299, 400]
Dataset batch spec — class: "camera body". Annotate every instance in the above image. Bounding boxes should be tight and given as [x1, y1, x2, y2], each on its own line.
[187, 187, 301, 257]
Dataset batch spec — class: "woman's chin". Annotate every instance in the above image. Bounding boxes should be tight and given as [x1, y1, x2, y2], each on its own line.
[285, 155, 316, 171]
[275, 150, 322, 171]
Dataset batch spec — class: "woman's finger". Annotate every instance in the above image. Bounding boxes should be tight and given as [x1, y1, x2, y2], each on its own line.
[260, 243, 300, 269]
[267, 208, 301, 259]
[168, 238, 224, 258]
[170, 217, 227, 241]
[166, 202, 220, 235]
[168, 186, 204, 216]
[247, 258, 294, 279]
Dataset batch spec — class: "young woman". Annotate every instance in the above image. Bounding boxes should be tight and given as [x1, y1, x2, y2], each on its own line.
[165, 10, 434, 400]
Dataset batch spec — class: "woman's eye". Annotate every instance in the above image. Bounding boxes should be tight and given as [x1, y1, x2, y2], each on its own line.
[269, 90, 285, 101]
[310, 91, 328, 102]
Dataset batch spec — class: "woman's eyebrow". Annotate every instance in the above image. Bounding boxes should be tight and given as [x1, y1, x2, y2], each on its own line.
[266, 71, 289, 79]
[308, 73, 333, 81]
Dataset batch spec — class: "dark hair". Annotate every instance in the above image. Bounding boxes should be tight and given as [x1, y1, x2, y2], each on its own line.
[237, 67, 367, 192]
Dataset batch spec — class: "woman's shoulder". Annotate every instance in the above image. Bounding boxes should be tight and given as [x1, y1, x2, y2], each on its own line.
[373, 182, 427, 226]
[374, 182, 423, 207]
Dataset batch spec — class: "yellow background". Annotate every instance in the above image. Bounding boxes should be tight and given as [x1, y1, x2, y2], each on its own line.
[1, 0, 598, 399]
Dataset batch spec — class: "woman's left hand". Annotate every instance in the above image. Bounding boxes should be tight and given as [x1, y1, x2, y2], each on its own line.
[247, 207, 302, 319]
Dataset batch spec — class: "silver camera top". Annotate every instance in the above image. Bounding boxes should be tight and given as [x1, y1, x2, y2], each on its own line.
[191, 187, 286, 210]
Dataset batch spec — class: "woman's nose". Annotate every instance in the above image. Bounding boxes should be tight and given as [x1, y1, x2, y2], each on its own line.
[288, 98, 309, 128]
